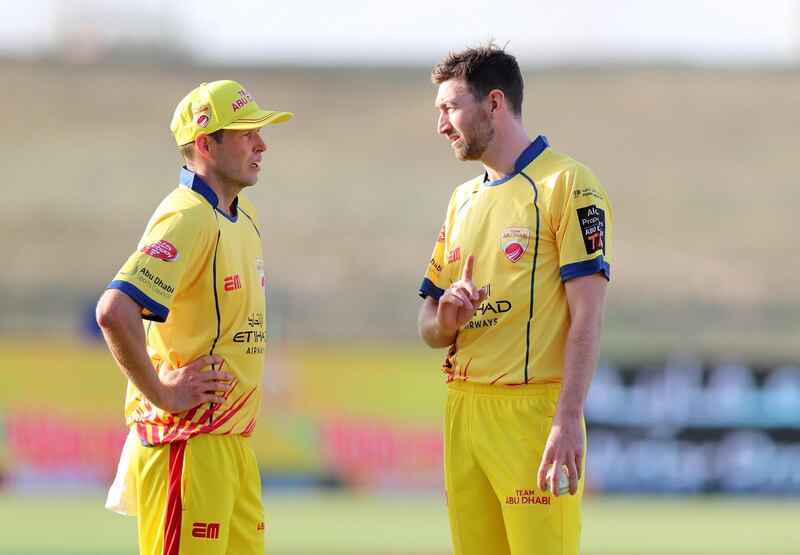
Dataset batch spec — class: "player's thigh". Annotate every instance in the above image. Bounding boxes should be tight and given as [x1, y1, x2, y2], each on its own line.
[475, 391, 583, 555]
[503, 490, 582, 555]
[226, 439, 265, 555]
[445, 389, 511, 555]
[132, 441, 170, 555]
[179, 434, 239, 555]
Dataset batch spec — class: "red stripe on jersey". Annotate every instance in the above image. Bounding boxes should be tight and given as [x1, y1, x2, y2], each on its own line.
[164, 441, 186, 555]
[242, 418, 257, 436]
[151, 423, 162, 445]
[490, 370, 510, 385]
[196, 388, 256, 434]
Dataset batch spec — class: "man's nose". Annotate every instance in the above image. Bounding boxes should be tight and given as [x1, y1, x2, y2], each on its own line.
[254, 133, 267, 152]
[437, 112, 451, 135]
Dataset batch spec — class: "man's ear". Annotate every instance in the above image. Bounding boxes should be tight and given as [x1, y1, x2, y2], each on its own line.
[487, 89, 505, 114]
[194, 134, 212, 159]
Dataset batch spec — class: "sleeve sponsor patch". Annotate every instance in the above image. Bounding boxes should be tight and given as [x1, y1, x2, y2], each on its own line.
[141, 240, 179, 262]
[577, 205, 605, 254]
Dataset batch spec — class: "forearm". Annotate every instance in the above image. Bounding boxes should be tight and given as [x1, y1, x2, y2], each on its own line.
[96, 290, 164, 405]
[556, 310, 602, 420]
[418, 298, 457, 348]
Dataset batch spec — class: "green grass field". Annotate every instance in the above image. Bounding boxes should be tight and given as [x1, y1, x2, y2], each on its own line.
[1, 492, 798, 554]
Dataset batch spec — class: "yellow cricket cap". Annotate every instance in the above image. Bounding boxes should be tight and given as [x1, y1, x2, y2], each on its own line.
[170, 80, 293, 146]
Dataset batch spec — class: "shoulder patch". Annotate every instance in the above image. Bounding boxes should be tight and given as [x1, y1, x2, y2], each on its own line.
[141, 240, 180, 262]
[576, 205, 605, 254]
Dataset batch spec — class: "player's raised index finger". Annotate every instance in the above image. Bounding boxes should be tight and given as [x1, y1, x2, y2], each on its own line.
[462, 254, 475, 282]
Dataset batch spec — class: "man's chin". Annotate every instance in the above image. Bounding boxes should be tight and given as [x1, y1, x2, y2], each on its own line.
[454, 148, 482, 162]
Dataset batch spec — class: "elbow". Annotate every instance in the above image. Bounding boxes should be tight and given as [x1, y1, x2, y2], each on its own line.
[95, 296, 112, 331]
[95, 291, 120, 331]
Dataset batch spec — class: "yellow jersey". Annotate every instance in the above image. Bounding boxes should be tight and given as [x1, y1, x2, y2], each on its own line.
[420, 136, 612, 385]
[108, 167, 266, 445]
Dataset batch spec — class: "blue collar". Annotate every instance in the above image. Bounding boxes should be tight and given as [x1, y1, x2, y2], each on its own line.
[179, 167, 238, 221]
[484, 135, 549, 187]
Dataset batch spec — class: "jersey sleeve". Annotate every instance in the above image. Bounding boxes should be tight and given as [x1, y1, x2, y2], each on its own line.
[419, 223, 447, 300]
[555, 166, 613, 282]
[108, 208, 210, 322]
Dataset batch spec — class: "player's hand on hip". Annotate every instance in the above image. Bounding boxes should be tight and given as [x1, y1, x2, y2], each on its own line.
[536, 415, 585, 496]
[154, 355, 232, 414]
[437, 254, 487, 333]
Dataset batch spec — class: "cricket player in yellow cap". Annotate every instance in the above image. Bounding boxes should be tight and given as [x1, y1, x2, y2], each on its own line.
[97, 80, 291, 555]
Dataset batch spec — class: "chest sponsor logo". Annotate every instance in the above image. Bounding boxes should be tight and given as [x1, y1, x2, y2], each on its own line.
[577, 205, 605, 254]
[234, 327, 266, 355]
[447, 247, 461, 265]
[464, 299, 512, 330]
[463, 284, 510, 331]
[141, 240, 179, 262]
[500, 227, 529, 263]
[255, 258, 265, 290]
[224, 274, 242, 291]
[248, 312, 264, 328]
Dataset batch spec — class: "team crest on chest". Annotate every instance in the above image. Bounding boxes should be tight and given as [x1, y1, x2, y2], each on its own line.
[500, 227, 530, 263]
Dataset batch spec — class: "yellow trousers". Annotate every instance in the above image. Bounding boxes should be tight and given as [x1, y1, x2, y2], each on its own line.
[445, 381, 584, 555]
[131, 433, 264, 555]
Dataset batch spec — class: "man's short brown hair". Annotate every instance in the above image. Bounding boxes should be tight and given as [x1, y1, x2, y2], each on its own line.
[432, 42, 524, 118]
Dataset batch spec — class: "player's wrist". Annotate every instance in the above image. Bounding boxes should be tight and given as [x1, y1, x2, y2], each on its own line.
[435, 323, 458, 343]
[554, 406, 584, 423]
[139, 372, 172, 411]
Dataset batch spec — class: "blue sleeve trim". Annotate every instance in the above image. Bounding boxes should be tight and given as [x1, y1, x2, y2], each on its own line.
[108, 280, 169, 322]
[419, 278, 445, 301]
[560, 256, 611, 282]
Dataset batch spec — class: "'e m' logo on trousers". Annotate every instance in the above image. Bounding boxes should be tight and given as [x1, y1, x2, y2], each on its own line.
[192, 522, 220, 539]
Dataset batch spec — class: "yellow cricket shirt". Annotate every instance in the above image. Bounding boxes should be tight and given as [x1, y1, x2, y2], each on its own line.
[420, 136, 612, 385]
[108, 167, 266, 445]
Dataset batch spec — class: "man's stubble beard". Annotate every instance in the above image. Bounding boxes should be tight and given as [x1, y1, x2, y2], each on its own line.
[454, 108, 495, 162]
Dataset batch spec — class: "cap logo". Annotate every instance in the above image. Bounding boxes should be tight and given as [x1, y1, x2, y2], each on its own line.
[196, 114, 210, 128]
[231, 89, 255, 112]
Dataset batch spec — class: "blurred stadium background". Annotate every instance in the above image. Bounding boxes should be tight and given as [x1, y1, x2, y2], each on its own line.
[1, 1, 799, 553]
